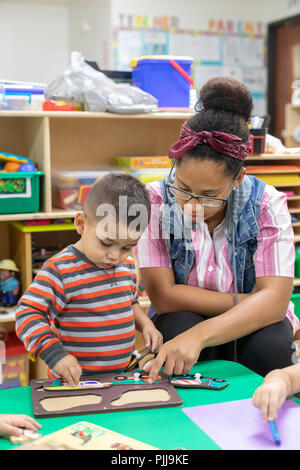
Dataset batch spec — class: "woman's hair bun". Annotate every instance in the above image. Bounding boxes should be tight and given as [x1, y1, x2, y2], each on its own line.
[199, 77, 253, 121]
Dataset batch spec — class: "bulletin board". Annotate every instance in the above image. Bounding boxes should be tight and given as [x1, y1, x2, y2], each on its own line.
[113, 27, 267, 114]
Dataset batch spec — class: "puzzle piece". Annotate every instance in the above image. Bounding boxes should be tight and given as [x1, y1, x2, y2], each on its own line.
[125, 346, 152, 372]
[109, 372, 160, 386]
[44, 379, 112, 391]
[170, 373, 229, 390]
[9, 429, 42, 445]
[43, 372, 161, 392]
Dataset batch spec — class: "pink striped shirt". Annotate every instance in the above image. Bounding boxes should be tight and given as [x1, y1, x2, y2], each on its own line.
[136, 180, 299, 333]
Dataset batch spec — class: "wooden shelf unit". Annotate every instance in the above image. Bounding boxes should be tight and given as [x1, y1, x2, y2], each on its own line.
[0, 110, 189, 327]
[1, 113, 300, 315]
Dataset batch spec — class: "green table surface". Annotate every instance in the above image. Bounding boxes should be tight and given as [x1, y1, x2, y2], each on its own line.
[0, 360, 265, 450]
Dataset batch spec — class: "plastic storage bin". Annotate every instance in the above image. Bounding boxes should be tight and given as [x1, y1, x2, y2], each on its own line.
[0, 171, 44, 214]
[0, 87, 44, 111]
[52, 169, 118, 210]
[131, 55, 194, 108]
[0, 332, 29, 390]
[249, 129, 266, 155]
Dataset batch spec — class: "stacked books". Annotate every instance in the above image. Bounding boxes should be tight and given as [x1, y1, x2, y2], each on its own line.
[245, 165, 300, 186]
[113, 156, 171, 184]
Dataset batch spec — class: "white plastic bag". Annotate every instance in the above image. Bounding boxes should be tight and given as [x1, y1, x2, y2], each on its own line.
[107, 83, 158, 114]
[45, 51, 158, 113]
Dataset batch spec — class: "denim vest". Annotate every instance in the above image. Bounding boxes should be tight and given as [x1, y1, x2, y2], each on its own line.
[158, 172, 266, 294]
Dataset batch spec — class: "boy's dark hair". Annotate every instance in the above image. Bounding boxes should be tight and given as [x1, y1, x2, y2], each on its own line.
[84, 172, 151, 228]
[178, 76, 253, 179]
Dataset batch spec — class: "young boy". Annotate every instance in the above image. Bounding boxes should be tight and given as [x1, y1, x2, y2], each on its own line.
[252, 363, 300, 422]
[15, 173, 162, 386]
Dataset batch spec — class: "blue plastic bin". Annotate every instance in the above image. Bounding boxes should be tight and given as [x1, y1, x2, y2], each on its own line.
[131, 55, 194, 108]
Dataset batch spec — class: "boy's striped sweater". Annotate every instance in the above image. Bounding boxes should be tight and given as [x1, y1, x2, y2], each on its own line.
[15, 245, 137, 375]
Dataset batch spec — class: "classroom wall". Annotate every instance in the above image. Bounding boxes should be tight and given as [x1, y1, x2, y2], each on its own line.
[68, 0, 112, 69]
[111, 0, 300, 28]
[0, 1, 69, 84]
[0, 0, 298, 85]
[111, 0, 271, 31]
[264, 0, 300, 22]
[110, 0, 300, 70]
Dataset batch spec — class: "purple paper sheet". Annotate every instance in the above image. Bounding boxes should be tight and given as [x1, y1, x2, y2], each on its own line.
[183, 398, 300, 450]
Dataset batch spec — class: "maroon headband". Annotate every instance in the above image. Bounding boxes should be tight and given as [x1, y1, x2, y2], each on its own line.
[168, 121, 250, 161]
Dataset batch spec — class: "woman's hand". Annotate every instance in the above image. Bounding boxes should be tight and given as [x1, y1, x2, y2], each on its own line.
[147, 327, 204, 383]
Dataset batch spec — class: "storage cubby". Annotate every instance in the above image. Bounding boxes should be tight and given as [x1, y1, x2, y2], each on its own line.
[0, 111, 186, 221]
[8, 222, 79, 292]
[0, 111, 189, 320]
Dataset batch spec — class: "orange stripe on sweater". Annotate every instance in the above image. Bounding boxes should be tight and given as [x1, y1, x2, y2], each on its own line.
[15, 313, 47, 336]
[26, 326, 57, 353]
[33, 274, 65, 297]
[18, 298, 48, 312]
[68, 346, 134, 358]
[58, 314, 134, 328]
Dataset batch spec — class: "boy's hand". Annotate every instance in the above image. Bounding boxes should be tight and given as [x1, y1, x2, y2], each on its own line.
[52, 354, 82, 386]
[252, 376, 289, 422]
[0, 414, 41, 437]
[142, 318, 163, 354]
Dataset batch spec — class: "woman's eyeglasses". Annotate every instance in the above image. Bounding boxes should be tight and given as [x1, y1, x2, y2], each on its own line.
[166, 160, 241, 208]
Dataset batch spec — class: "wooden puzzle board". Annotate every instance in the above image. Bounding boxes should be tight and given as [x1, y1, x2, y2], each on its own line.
[17, 421, 158, 450]
[31, 371, 183, 418]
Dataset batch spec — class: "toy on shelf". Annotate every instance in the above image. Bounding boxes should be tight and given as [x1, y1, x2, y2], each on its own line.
[23, 219, 51, 226]
[0, 151, 33, 166]
[0, 259, 20, 307]
[0, 152, 37, 173]
[2, 162, 21, 172]
[42, 100, 79, 111]
[1, 161, 37, 173]
[18, 163, 37, 172]
[0, 152, 42, 215]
